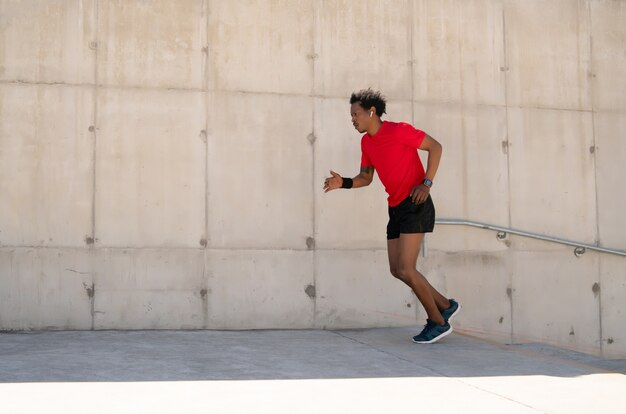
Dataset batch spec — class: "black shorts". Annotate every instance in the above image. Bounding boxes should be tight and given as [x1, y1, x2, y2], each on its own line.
[386, 195, 436, 240]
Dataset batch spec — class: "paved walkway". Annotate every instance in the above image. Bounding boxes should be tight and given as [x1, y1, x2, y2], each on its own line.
[1, 328, 624, 413]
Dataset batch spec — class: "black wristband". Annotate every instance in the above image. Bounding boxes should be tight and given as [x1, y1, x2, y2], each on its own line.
[341, 177, 353, 189]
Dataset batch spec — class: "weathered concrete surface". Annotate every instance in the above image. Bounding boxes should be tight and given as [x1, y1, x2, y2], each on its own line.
[0, 248, 93, 330]
[208, 0, 313, 94]
[206, 250, 314, 329]
[413, 0, 506, 106]
[595, 112, 626, 250]
[95, 88, 206, 247]
[0, 329, 624, 414]
[93, 248, 206, 329]
[97, 0, 206, 89]
[511, 250, 601, 354]
[504, 0, 592, 110]
[507, 107, 596, 243]
[0, 0, 96, 84]
[600, 254, 626, 359]
[590, 0, 626, 112]
[0, 0, 625, 359]
[207, 92, 313, 249]
[315, 250, 419, 328]
[0, 84, 94, 247]
[315, 0, 412, 100]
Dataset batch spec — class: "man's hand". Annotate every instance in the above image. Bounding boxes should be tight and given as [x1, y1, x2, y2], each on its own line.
[410, 184, 430, 204]
[323, 170, 343, 193]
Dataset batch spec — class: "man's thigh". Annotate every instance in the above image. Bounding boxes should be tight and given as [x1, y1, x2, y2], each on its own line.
[397, 232, 425, 268]
[387, 238, 400, 272]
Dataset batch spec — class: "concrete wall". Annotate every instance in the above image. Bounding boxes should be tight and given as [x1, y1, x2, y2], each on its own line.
[0, 0, 624, 358]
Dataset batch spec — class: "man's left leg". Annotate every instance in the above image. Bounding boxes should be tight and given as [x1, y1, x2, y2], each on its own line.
[388, 237, 450, 313]
[395, 233, 446, 324]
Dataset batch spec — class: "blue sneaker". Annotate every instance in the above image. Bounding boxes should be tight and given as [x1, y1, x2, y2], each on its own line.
[412, 319, 453, 344]
[441, 299, 461, 323]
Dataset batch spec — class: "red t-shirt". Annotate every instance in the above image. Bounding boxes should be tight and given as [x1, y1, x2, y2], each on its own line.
[360, 121, 426, 207]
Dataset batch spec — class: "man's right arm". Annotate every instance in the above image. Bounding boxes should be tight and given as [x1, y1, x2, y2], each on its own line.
[323, 166, 374, 192]
[352, 166, 374, 188]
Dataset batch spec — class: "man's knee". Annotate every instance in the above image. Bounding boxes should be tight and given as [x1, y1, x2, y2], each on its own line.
[396, 266, 415, 280]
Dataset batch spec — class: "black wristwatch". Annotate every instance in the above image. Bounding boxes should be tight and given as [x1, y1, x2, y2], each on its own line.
[422, 178, 433, 188]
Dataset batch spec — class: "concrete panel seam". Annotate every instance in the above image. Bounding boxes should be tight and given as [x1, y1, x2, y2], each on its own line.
[587, 1, 604, 355]
[0, 245, 98, 250]
[89, 0, 100, 332]
[203, 0, 210, 329]
[95, 84, 207, 93]
[501, 6, 514, 345]
[311, 0, 320, 328]
[0, 80, 93, 87]
[203, 0, 210, 251]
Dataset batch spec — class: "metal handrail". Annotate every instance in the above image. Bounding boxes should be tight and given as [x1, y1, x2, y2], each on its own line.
[434, 218, 626, 258]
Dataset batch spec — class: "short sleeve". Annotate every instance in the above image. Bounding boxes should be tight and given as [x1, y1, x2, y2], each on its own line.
[396, 122, 426, 148]
[360, 138, 373, 166]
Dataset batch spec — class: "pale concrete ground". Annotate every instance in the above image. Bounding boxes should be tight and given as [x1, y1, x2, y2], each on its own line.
[1, 328, 624, 414]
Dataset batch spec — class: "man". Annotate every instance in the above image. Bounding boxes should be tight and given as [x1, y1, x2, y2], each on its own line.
[323, 89, 460, 344]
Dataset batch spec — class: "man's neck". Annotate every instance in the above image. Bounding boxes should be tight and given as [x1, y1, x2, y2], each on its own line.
[367, 119, 383, 136]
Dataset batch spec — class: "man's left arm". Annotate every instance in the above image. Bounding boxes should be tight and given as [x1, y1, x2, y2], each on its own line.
[410, 134, 443, 204]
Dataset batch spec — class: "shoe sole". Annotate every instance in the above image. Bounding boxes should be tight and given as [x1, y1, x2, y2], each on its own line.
[412, 325, 454, 344]
[445, 302, 462, 323]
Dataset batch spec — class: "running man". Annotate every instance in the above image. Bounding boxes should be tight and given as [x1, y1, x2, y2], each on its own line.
[323, 89, 460, 344]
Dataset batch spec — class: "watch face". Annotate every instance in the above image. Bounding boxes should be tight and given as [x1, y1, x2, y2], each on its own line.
[423, 179, 433, 187]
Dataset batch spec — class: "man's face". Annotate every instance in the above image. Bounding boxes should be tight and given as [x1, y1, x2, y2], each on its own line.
[350, 102, 372, 133]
